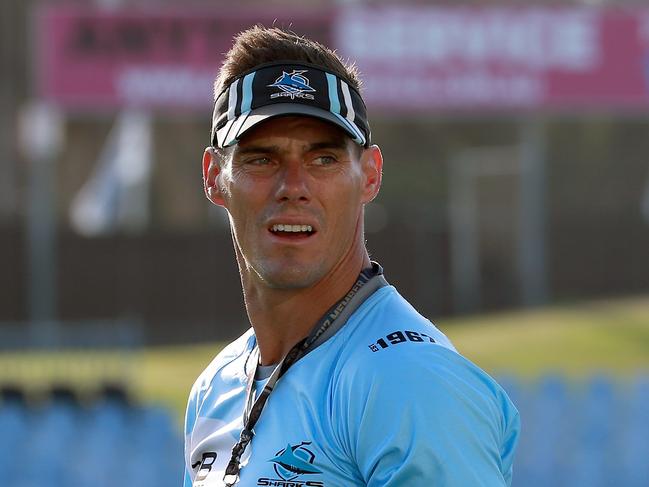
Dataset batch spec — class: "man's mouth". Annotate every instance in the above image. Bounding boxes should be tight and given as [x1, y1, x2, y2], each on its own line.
[269, 223, 315, 238]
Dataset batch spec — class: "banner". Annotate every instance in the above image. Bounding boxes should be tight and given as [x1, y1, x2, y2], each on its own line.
[36, 6, 331, 111]
[334, 6, 649, 112]
[36, 6, 649, 113]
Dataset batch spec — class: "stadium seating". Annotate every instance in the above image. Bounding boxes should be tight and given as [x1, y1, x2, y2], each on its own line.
[2, 375, 648, 487]
[502, 375, 649, 487]
[0, 384, 183, 487]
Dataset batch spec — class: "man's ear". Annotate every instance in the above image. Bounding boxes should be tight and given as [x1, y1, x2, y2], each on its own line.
[360, 145, 383, 204]
[203, 147, 226, 207]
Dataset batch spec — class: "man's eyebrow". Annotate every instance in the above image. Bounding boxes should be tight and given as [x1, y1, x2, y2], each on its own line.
[307, 140, 349, 152]
[234, 139, 349, 156]
[234, 144, 280, 156]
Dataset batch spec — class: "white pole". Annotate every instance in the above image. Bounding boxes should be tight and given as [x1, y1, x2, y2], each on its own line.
[19, 101, 65, 346]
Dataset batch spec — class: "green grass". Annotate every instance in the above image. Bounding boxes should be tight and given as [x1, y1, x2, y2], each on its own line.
[442, 295, 649, 378]
[1, 294, 648, 426]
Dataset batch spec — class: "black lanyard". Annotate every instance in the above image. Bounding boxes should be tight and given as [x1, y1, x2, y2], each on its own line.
[223, 263, 387, 486]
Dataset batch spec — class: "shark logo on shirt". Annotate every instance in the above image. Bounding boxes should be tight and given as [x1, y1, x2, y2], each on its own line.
[257, 441, 324, 486]
[271, 442, 322, 476]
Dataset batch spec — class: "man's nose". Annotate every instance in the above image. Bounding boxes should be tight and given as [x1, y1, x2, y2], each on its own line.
[275, 161, 310, 202]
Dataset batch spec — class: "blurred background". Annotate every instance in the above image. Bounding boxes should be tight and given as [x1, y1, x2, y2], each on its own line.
[1, 0, 648, 486]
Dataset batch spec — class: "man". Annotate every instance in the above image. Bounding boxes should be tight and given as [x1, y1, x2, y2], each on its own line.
[184, 26, 519, 487]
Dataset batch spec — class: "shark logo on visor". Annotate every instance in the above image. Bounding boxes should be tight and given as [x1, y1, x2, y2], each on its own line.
[268, 70, 316, 100]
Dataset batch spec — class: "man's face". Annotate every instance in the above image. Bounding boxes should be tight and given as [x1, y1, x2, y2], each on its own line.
[203, 116, 382, 289]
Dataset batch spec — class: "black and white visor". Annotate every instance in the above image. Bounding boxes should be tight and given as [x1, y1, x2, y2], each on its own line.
[211, 61, 371, 149]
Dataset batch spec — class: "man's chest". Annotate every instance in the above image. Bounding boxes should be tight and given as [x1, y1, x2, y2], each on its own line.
[189, 373, 361, 487]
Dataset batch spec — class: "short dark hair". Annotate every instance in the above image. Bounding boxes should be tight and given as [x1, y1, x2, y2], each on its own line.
[214, 26, 361, 99]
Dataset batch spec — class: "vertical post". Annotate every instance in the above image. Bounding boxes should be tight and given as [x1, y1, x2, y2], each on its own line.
[0, 0, 17, 218]
[19, 101, 65, 347]
[449, 158, 481, 313]
[518, 119, 548, 306]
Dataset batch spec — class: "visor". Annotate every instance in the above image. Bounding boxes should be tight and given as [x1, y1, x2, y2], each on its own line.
[211, 61, 371, 148]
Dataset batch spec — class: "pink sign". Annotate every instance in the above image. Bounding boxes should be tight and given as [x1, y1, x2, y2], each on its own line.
[334, 6, 649, 113]
[36, 6, 332, 111]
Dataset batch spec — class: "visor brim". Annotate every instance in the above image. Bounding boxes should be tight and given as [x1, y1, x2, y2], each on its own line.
[216, 103, 366, 148]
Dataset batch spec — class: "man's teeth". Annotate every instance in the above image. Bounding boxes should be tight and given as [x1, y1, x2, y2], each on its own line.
[271, 224, 313, 233]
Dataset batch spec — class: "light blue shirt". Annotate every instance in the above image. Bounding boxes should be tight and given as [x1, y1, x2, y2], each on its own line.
[184, 285, 520, 486]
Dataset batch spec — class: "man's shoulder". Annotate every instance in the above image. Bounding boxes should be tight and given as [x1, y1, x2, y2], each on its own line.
[190, 328, 255, 397]
[329, 289, 519, 486]
[343, 284, 457, 355]
[338, 285, 513, 413]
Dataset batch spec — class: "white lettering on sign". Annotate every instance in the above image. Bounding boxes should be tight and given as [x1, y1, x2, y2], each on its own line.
[639, 11, 649, 44]
[116, 67, 214, 105]
[362, 72, 542, 107]
[338, 7, 599, 71]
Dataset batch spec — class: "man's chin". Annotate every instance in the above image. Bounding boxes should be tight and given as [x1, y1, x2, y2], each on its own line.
[254, 263, 322, 290]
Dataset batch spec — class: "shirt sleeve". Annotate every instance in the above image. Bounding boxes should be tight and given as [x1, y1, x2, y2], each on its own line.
[183, 469, 193, 487]
[337, 345, 520, 487]
[183, 382, 200, 487]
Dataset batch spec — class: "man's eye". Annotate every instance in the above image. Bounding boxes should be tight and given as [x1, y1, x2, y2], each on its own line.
[313, 155, 337, 166]
[247, 157, 272, 166]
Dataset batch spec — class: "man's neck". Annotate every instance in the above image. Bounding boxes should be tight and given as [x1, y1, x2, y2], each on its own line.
[242, 254, 371, 366]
